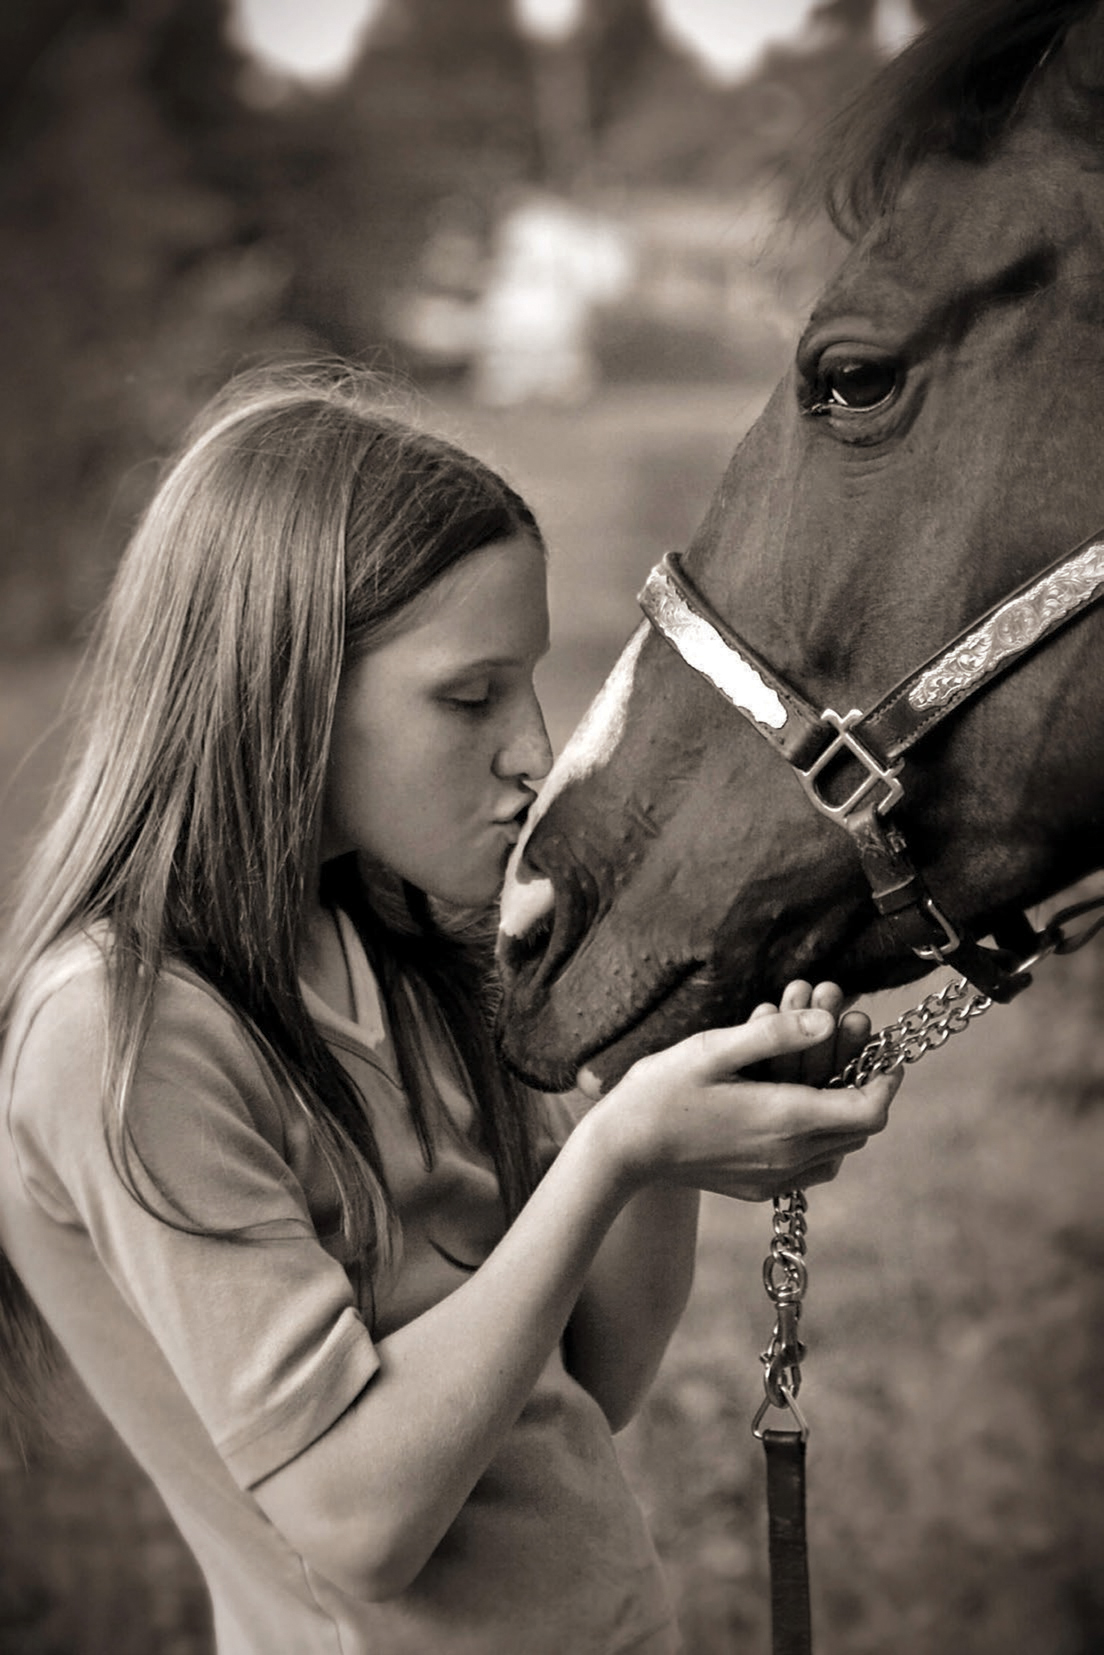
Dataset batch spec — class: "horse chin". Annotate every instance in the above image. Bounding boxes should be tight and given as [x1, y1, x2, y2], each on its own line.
[572, 969, 732, 1094]
[499, 904, 945, 1095]
[497, 961, 725, 1095]
[832, 946, 940, 1006]
[568, 940, 948, 1096]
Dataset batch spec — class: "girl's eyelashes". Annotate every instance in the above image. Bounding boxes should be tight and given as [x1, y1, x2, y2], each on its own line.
[438, 668, 538, 714]
[440, 682, 494, 713]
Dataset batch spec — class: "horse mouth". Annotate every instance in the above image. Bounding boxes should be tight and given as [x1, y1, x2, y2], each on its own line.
[498, 953, 712, 1093]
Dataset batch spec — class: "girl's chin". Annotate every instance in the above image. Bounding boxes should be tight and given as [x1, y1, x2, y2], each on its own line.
[354, 840, 508, 913]
[423, 864, 506, 913]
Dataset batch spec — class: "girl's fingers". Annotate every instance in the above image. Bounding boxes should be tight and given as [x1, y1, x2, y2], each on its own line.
[840, 1006, 873, 1072]
[839, 1008, 871, 1047]
[688, 1007, 837, 1079]
[850, 1069, 901, 1120]
[773, 982, 815, 1082]
[810, 982, 844, 1016]
[786, 982, 849, 1084]
[764, 1071, 898, 1138]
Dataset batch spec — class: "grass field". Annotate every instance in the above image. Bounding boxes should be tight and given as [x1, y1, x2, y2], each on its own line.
[1, 386, 1102, 1654]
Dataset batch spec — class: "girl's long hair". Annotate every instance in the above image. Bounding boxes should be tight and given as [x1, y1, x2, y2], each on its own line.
[0, 362, 545, 1454]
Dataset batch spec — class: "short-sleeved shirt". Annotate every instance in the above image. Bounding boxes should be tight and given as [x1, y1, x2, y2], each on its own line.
[0, 918, 680, 1654]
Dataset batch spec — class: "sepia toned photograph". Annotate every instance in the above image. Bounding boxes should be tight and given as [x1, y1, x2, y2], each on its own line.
[0, 2, 1102, 1651]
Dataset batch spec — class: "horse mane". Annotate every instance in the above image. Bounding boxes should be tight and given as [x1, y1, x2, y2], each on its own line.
[812, 0, 1097, 236]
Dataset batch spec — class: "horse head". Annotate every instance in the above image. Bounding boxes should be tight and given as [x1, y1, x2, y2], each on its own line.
[498, 0, 1104, 1093]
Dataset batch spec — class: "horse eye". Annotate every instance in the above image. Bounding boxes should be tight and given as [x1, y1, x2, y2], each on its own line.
[822, 358, 898, 410]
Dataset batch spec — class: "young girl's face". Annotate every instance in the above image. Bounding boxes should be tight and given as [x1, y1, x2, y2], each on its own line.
[323, 534, 553, 907]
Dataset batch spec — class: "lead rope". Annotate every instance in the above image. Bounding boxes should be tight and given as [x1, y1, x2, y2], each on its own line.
[751, 893, 1104, 1655]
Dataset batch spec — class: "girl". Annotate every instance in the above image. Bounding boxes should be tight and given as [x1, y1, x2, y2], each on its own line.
[0, 365, 897, 1654]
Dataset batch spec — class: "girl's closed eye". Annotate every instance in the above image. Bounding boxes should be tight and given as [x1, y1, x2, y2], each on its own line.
[441, 680, 493, 712]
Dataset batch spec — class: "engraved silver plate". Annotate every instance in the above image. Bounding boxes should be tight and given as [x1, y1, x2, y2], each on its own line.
[908, 540, 1104, 713]
[640, 563, 788, 731]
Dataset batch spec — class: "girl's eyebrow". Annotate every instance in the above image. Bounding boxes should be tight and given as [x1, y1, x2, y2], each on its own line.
[436, 646, 551, 675]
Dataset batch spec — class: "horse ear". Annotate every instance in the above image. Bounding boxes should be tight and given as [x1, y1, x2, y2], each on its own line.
[1043, 2, 1104, 133]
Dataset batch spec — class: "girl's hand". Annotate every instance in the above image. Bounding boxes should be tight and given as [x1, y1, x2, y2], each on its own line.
[584, 989, 898, 1204]
[746, 980, 871, 1088]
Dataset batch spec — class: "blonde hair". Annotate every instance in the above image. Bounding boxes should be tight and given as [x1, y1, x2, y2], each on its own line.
[0, 363, 544, 1451]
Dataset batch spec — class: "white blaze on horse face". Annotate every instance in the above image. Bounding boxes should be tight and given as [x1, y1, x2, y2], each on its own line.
[498, 623, 648, 941]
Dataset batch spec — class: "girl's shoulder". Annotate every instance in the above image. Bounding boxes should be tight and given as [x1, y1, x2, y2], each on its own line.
[5, 928, 116, 1080]
[5, 929, 284, 1139]
[13, 926, 107, 1013]
[9, 928, 255, 1061]
[4, 931, 298, 1227]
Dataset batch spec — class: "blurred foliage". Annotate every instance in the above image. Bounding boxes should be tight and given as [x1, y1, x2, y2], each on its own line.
[0, 0, 923, 649]
[0, 0, 289, 646]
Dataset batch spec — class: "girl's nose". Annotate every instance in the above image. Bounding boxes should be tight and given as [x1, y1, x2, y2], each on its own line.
[494, 689, 553, 783]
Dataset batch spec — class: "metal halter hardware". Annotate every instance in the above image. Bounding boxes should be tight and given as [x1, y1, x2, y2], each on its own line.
[639, 533, 1104, 1001]
[795, 708, 903, 822]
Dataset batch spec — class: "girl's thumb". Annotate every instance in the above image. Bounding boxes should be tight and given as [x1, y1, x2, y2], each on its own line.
[693, 1007, 835, 1074]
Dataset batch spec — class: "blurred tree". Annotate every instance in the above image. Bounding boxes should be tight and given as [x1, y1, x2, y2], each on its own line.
[312, 0, 538, 345]
[911, 0, 961, 20]
[0, 0, 90, 122]
[582, 0, 713, 182]
[146, 0, 248, 150]
[0, 0, 940, 647]
[707, 9, 884, 195]
[810, 0, 880, 36]
[0, 0, 292, 647]
[574, 0, 883, 195]
[587, 0, 671, 133]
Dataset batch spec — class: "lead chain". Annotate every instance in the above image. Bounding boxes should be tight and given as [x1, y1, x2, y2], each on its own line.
[753, 972, 994, 1439]
[832, 975, 993, 1088]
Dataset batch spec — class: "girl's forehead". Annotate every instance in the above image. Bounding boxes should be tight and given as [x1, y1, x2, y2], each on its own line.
[351, 535, 550, 682]
[396, 536, 549, 661]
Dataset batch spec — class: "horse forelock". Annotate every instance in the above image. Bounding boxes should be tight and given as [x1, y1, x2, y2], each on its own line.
[811, 0, 1096, 238]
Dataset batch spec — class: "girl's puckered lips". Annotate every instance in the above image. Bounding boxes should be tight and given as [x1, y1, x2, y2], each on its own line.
[493, 794, 536, 843]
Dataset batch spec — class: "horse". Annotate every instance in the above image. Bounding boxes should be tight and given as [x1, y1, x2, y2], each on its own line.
[496, 0, 1104, 1098]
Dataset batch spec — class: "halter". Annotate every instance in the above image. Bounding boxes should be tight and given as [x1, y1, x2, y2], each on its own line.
[639, 530, 1104, 1001]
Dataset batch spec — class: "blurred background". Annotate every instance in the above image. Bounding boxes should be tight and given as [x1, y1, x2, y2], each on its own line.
[1, 1, 1103, 1651]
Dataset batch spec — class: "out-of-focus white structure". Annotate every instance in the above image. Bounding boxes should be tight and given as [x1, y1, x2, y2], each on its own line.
[390, 182, 806, 400]
[473, 192, 632, 407]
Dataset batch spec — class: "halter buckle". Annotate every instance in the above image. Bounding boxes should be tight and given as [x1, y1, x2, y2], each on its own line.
[911, 895, 962, 961]
[796, 708, 904, 824]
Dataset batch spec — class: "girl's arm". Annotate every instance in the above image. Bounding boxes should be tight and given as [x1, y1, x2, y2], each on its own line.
[560, 1184, 701, 1433]
[253, 1003, 896, 1603]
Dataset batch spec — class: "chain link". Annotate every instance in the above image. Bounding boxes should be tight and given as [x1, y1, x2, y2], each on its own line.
[754, 972, 997, 1439]
[829, 974, 994, 1089]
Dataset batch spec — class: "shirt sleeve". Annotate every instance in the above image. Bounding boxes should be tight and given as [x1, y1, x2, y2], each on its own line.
[5, 959, 380, 1489]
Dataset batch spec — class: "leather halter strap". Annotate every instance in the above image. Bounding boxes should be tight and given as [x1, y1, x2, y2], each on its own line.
[639, 531, 1104, 1000]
